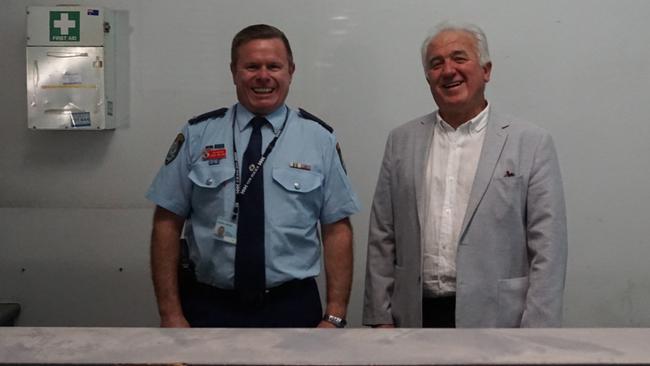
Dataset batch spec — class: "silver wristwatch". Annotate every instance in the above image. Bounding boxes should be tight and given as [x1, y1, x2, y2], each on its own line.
[322, 313, 347, 328]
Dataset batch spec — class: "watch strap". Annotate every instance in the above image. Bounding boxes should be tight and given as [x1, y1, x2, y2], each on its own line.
[322, 313, 347, 328]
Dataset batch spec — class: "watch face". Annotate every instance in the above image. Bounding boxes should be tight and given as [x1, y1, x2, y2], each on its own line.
[324, 314, 346, 327]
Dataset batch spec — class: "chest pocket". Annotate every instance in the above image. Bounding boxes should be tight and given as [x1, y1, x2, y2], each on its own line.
[272, 167, 322, 193]
[485, 175, 524, 221]
[271, 167, 323, 228]
[188, 165, 234, 189]
[188, 165, 235, 217]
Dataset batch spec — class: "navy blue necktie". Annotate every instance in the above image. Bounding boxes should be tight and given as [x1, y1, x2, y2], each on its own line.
[235, 116, 267, 304]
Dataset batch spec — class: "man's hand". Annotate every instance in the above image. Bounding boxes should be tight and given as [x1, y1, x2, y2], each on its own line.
[317, 320, 338, 328]
[160, 314, 191, 328]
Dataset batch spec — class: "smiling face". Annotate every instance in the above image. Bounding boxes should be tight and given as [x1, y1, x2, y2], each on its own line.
[231, 38, 295, 115]
[424, 30, 491, 126]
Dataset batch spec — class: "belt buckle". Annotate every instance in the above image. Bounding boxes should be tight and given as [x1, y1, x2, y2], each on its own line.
[239, 289, 265, 307]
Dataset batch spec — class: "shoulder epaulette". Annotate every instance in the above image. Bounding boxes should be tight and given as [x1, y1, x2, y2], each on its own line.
[299, 108, 333, 133]
[299, 108, 348, 174]
[188, 107, 228, 125]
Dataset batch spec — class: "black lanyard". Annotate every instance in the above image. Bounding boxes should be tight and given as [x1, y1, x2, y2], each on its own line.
[231, 106, 289, 221]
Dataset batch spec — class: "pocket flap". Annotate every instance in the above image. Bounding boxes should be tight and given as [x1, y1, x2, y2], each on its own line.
[188, 165, 234, 188]
[272, 167, 322, 193]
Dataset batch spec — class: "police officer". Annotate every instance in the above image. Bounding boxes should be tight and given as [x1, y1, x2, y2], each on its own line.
[147, 24, 360, 328]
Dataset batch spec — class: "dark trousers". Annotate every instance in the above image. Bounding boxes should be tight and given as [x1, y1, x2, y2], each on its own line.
[422, 296, 456, 328]
[179, 275, 322, 328]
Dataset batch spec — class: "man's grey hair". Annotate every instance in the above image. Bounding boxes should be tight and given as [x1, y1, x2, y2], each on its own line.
[420, 21, 491, 71]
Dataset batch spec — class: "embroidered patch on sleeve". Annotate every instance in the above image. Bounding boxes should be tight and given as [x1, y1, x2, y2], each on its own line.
[165, 133, 185, 165]
[336, 142, 347, 174]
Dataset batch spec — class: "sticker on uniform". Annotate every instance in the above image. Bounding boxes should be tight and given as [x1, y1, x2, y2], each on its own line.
[214, 217, 237, 244]
[165, 133, 185, 165]
[289, 162, 311, 171]
[203, 144, 227, 165]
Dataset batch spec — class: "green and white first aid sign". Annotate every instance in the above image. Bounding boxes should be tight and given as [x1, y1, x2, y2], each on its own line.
[50, 11, 80, 42]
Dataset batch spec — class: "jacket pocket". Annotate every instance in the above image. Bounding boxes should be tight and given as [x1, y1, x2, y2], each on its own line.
[486, 175, 523, 220]
[497, 276, 528, 327]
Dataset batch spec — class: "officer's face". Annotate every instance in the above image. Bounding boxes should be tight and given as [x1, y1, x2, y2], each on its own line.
[231, 38, 295, 115]
[424, 30, 491, 122]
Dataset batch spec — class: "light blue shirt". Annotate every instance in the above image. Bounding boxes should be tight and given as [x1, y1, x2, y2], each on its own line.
[147, 104, 360, 288]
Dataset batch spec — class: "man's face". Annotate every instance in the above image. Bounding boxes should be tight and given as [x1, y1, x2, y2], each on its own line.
[424, 30, 491, 120]
[231, 38, 295, 115]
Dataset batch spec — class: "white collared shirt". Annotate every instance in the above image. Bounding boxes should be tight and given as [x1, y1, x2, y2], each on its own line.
[422, 105, 489, 297]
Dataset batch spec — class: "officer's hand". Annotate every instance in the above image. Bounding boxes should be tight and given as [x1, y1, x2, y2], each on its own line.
[160, 314, 190, 328]
[317, 320, 338, 328]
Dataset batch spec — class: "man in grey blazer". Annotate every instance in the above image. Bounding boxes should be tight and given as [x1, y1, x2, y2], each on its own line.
[363, 21, 567, 328]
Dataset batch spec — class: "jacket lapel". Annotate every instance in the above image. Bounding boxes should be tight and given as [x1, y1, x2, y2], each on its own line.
[414, 113, 436, 231]
[459, 111, 509, 240]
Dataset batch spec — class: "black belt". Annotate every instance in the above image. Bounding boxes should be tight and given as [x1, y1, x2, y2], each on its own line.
[423, 294, 455, 299]
[177, 241, 314, 307]
[184, 273, 315, 307]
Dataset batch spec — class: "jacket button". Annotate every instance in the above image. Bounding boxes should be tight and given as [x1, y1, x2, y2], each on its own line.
[294, 182, 301, 190]
[206, 178, 214, 185]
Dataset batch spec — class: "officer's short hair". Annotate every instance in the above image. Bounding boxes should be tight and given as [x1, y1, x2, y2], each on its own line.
[231, 24, 294, 67]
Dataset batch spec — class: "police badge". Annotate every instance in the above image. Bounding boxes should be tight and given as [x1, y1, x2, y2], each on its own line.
[165, 133, 185, 165]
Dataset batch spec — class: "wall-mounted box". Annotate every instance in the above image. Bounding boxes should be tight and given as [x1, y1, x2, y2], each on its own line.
[26, 6, 116, 130]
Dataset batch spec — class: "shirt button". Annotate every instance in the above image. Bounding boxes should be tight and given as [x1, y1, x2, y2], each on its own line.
[206, 178, 214, 185]
[294, 182, 301, 190]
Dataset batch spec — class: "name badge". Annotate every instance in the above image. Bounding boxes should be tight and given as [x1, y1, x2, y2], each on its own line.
[203, 144, 227, 165]
[214, 217, 237, 244]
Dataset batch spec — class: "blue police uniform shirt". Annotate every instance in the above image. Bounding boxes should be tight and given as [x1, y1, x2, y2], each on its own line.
[147, 103, 361, 289]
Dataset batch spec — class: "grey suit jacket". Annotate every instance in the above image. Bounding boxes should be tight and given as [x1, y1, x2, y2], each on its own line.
[362, 109, 567, 328]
